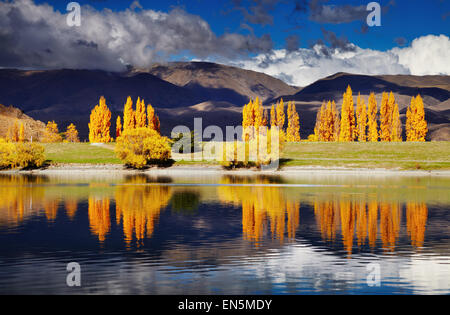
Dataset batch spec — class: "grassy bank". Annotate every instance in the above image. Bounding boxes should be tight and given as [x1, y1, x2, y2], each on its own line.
[43, 143, 122, 164]
[282, 142, 450, 170]
[41, 142, 450, 170]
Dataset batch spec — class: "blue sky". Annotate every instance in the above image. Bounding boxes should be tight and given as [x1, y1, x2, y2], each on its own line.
[36, 0, 449, 51]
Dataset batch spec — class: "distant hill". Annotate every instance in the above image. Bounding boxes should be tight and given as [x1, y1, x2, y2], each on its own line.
[0, 66, 448, 141]
[145, 62, 299, 105]
[0, 63, 297, 139]
[0, 104, 45, 141]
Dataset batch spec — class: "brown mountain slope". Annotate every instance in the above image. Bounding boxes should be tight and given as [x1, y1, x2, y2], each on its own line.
[145, 62, 299, 105]
[0, 64, 298, 139]
[0, 104, 46, 141]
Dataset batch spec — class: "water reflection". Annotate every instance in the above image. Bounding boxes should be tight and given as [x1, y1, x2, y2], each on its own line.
[0, 174, 434, 253]
[218, 177, 300, 245]
[0, 173, 447, 294]
[115, 181, 172, 246]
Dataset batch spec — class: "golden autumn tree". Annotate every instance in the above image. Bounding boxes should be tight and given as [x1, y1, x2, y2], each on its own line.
[116, 116, 122, 138]
[414, 95, 428, 141]
[42, 120, 63, 143]
[242, 98, 265, 140]
[276, 99, 285, 132]
[7, 120, 20, 142]
[391, 103, 402, 142]
[367, 92, 378, 142]
[146, 103, 160, 133]
[380, 92, 396, 142]
[135, 97, 147, 128]
[123, 96, 135, 132]
[65, 123, 80, 143]
[339, 85, 355, 142]
[317, 102, 327, 141]
[355, 93, 367, 142]
[286, 102, 300, 142]
[88, 96, 111, 143]
[270, 104, 276, 127]
[406, 94, 427, 141]
[330, 100, 340, 141]
[262, 109, 269, 128]
[18, 123, 25, 143]
[406, 96, 415, 141]
[242, 99, 253, 141]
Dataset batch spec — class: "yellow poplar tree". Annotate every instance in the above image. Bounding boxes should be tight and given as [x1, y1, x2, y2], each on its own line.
[116, 116, 122, 138]
[88, 96, 111, 143]
[380, 92, 394, 142]
[331, 101, 339, 141]
[135, 97, 147, 128]
[42, 120, 63, 143]
[270, 104, 276, 127]
[414, 94, 428, 141]
[406, 96, 415, 141]
[254, 97, 264, 136]
[286, 102, 301, 142]
[123, 96, 135, 131]
[262, 109, 269, 128]
[339, 85, 355, 142]
[318, 102, 327, 141]
[18, 123, 25, 142]
[276, 99, 285, 131]
[65, 123, 80, 143]
[355, 93, 367, 142]
[367, 92, 378, 142]
[406, 94, 427, 141]
[147, 103, 161, 134]
[391, 103, 402, 142]
[242, 100, 253, 141]
[7, 120, 20, 142]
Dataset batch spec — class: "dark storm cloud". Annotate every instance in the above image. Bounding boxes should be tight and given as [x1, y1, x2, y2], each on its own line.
[394, 37, 407, 47]
[285, 34, 300, 52]
[0, 0, 273, 70]
[308, 0, 367, 24]
[311, 28, 355, 56]
[230, 0, 279, 26]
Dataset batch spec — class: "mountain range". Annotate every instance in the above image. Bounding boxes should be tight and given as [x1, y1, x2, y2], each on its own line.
[0, 62, 449, 141]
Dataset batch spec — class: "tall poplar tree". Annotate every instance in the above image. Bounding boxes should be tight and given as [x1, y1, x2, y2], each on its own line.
[88, 96, 111, 143]
[339, 85, 355, 142]
[123, 96, 135, 131]
[356, 93, 367, 142]
[367, 92, 378, 142]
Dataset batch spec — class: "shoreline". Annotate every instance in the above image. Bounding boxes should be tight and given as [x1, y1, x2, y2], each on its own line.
[1, 163, 450, 177]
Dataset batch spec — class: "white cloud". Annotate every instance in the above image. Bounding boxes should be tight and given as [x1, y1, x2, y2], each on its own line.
[392, 34, 450, 76]
[228, 35, 450, 87]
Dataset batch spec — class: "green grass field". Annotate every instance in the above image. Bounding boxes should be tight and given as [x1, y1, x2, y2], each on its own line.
[282, 142, 450, 170]
[41, 142, 450, 170]
[43, 143, 122, 164]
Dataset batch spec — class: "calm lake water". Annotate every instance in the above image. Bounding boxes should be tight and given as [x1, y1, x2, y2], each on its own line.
[0, 172, 449, 295]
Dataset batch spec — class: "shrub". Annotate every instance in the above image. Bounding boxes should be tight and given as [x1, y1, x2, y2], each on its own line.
[115, 127, 172, 169]
[0, 139, 15, 168]
[0, 139, 45, 169]
[220, 134, 278, 169]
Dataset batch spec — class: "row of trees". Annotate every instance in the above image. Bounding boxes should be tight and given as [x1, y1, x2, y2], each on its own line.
[6, 121, 25, 142]
[242, 98, 301, 142]
[41, 121, 80, 143]
[5, 120, 80, 143]
[88, 96, 161, 143]
[313, 85, 427, 142]
[86, 96, 171, 168]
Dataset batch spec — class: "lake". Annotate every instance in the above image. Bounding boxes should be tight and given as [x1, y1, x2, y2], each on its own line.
[0, 172, 449, 294]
